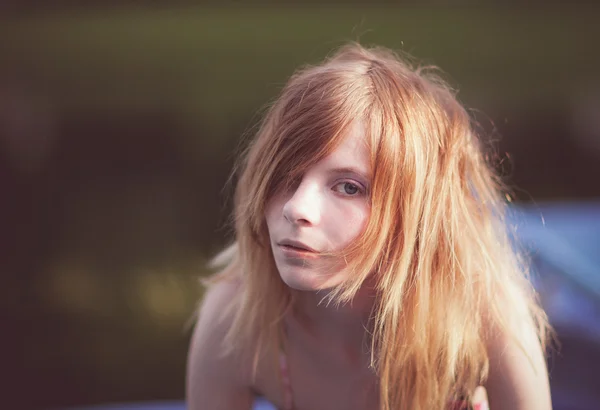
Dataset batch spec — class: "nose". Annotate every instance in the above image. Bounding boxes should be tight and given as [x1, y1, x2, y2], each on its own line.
[282, 180, 321, 227]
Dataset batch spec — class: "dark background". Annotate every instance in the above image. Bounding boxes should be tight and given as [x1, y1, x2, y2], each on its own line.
[1, 2, 599, 409]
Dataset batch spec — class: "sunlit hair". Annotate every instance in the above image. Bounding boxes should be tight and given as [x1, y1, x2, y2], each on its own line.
[206, 43, 550, 410]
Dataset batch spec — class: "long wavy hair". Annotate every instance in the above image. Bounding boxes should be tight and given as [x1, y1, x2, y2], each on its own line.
[207, 43, 550, 410]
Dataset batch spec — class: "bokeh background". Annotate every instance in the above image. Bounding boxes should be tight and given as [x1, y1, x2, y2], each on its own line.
[2, 2, 599, 410]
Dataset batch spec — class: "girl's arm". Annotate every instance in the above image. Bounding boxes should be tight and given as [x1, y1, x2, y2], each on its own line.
[484, 323, 552, 410]
[186, 281, 254, 410]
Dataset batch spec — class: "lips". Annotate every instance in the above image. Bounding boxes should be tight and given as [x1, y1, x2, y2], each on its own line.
[278, 239, 318, 253]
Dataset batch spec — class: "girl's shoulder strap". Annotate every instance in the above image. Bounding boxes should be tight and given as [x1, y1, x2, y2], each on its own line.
[278, 324, 294, 410]
[278, 348, 294, 410]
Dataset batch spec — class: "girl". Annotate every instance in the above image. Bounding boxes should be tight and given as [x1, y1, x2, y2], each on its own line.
[186, 43, 552, 410]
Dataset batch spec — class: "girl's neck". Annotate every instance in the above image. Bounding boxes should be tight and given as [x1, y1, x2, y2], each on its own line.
[286, 282, 377, 366]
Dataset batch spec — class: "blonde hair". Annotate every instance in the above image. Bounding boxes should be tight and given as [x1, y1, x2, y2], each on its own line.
[208, 43, 550, 410]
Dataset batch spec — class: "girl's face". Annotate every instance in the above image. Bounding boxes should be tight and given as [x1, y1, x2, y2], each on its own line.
[265, 122, 371, 291]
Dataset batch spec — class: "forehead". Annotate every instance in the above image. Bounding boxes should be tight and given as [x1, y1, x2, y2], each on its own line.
[319, 121, 371, 174]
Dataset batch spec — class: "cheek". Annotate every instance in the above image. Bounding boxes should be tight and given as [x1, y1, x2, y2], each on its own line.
[265, 195, 285, 230]
[330, 204, 369, 245]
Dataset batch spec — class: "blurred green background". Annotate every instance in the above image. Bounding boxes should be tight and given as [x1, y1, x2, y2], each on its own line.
[1, 3, 599, 409]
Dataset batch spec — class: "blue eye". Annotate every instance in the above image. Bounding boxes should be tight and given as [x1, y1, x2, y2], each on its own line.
[333, 181, 362, 196]
[344, 183, 359, 195]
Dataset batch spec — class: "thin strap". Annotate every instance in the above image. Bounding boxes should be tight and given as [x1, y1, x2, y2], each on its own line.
[278, 349, 294, 410]
[277, 322, 294, 410]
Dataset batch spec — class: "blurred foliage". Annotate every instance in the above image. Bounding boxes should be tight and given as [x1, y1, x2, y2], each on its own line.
[1, 6, 599, 118]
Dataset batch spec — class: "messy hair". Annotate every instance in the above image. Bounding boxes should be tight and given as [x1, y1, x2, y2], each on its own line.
[207, 43, 550, 410]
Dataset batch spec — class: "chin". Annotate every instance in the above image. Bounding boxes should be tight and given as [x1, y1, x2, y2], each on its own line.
[277, 265, 342, 292]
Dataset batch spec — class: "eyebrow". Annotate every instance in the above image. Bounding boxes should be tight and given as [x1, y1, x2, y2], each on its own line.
[329, 166, 372, 181]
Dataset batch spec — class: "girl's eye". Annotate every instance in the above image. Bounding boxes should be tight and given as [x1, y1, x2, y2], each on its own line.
[333, 182, 362, 196]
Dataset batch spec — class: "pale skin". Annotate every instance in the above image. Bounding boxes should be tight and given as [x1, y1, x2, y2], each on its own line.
[187, 123, 552, 409]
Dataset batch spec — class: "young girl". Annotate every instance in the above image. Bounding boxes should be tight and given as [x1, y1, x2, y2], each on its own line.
[186, 43, 552, 410]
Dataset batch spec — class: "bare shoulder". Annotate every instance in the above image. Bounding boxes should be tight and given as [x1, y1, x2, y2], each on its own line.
[196, 278, 243, 333]
[186, 278, 254, 410]
[484, 320, 552, 410]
